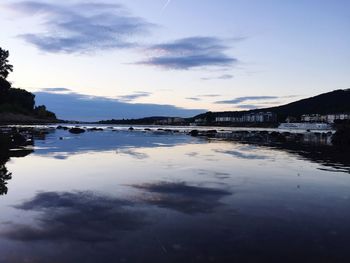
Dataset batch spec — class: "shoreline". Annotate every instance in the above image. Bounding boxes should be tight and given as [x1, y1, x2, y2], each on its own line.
[0, 112, 60, 125]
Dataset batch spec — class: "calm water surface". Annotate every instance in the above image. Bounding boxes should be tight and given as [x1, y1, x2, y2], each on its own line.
[0, 127, 349, 262]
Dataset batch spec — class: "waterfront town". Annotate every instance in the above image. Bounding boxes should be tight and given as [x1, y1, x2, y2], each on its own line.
[199, 112, 350, 125]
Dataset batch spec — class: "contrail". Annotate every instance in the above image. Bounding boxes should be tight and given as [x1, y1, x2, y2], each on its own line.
[162, 0, 171, 11]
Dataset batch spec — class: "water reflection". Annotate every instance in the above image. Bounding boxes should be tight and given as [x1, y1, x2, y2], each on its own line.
[1, 127, 350, 262]
[214, 149, 270, 160]
[132, 182, 231, 214]
[2, 191, 147, 242]
[0, 137, 33, 195]
[34, 129, 198, 159]
[237, 141, 350, 173]
[116, 148, 149, 160]
[273, 143, 350, 173]
[0, 162, 11, 195]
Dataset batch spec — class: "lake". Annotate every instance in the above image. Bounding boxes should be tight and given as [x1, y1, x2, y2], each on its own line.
[0, 126, 350, 263]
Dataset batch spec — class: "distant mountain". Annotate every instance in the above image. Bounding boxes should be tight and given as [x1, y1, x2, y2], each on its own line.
[35, 91, 203, 122]
[98, 116, 174, 125]
[195, 89, 350, 123]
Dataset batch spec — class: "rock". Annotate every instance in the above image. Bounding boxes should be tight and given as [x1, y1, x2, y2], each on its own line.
[68, 128, 85, 134]
[57, 125, 69, 130]
[10, 133, 27, 146]
[88, 127, 103, 131]
[205, 130, 217, 136]
[190, 130, 199, 137]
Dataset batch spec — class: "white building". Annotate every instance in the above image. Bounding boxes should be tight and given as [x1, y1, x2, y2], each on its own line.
[215, 112, 276, 123]
[301, 113, 350, 123]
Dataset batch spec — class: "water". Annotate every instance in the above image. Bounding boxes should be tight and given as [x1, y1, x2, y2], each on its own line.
[0, 127, 349, 262]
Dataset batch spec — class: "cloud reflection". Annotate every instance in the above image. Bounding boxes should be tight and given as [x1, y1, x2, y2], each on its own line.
[214, 149, 269, 160]
[2, 191, 147, 242]
[116, 148, 149, 159]
[132, 182, 231, 214]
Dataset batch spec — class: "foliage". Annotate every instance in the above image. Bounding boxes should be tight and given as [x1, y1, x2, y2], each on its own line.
[0, 48, 13, 80]
[34, 105, 56, 119]
[0, 47, 56, 121]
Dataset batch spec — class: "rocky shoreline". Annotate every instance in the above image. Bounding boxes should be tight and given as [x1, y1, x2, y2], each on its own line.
[1, 124, 347, 150]
[0, 113, 59, 125]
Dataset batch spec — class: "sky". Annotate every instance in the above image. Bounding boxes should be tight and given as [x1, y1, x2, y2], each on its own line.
[1, 0, 349, 121]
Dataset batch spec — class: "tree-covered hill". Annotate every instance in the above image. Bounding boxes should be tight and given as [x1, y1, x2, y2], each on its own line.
[262, 89, 350, 119]
[195, 89, 350, 123]
[0, 47, 57, 123]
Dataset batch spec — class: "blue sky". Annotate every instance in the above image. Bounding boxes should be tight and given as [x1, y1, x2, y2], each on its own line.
[1, 0, 349, 121]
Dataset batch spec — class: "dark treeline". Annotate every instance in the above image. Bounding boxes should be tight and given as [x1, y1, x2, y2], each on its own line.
[98, 116, 188, 125]
[0, 47, 56, 122]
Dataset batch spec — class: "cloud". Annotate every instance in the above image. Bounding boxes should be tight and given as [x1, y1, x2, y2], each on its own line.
[117, 91, 152, 102]
[215, 96, 279, 105]
[40, 87, 71, 92]
[236, 104, 261, 110]
[185, 94, 223, 101]
[34, 91, 204, 121]
[8, 1, 153, 53]
[199, 94, 221, 98]
[2, 191, 147, 242]
[283, 95, 300, 99]
[186, 97, 201, 101]
[132, 182, 231, 214]
[201, 74, 234, 81]
[137, 37, 238, 70]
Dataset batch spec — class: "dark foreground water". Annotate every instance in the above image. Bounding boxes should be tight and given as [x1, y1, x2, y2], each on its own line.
[1, 127, 350, 263]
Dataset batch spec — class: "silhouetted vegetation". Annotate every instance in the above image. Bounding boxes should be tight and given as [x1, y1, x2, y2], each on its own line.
[0, 47, 57, 123]
[98, 116, 185, 125]
[0, 130, 33, 195]
[0, 48, 13, 79]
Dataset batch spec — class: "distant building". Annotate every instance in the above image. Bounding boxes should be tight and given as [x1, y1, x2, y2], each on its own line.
[327, 113, 350, 123]
[301, 113, 350, 123]
[156, 117, 185, 125]
[285, 116, 298, 123]
[215, 112, 276, 123]
[278, 122, 332, 130]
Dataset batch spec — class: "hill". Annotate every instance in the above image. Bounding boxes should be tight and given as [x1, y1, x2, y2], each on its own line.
[0, 47, 57, 123]
[195, 89, 350, 123]
[261, 89, 350, 119]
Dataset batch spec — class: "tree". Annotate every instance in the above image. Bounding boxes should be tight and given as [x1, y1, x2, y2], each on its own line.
[0, 47, 13, 79]
[34, 105, 57, 119]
